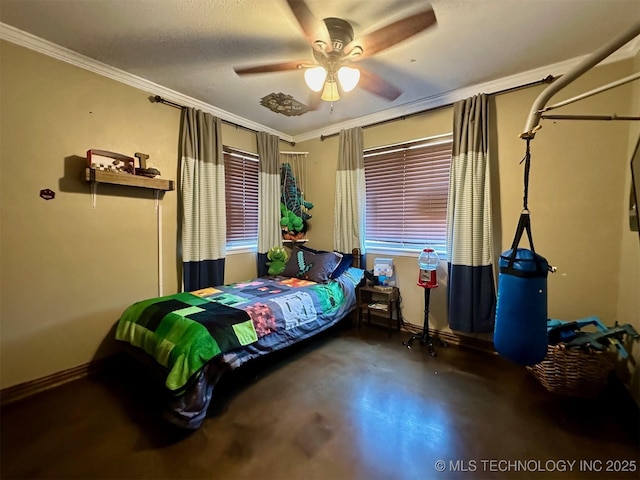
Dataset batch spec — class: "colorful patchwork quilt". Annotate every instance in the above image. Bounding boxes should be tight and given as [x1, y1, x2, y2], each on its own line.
[116, 275, 357, 392]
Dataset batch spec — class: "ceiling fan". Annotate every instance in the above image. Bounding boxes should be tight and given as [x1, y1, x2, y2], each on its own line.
[233, 0, 437, 104]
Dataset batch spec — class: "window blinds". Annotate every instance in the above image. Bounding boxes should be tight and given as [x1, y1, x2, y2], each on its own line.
[364, 137, 452, 254]
[224, 147, 259, 247]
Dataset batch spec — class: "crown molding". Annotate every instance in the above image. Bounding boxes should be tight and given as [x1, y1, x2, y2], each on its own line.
[0, 23, 292, 143]
[292, 38, 640, 143]
[2, 21, 637, 145]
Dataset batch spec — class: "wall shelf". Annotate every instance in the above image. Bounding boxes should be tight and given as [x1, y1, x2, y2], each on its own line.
[84, 168, 174, 191]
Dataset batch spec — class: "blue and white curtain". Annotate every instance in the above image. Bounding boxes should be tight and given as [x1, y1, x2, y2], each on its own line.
[446, 94, 496, 332]
[179, 108, 226, 291]
[257, 132, 282, 276]
[334, 127, 366, 261]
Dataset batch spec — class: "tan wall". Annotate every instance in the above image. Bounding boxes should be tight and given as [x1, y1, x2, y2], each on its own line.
[2, 39, 638, 401]
[616, 51, 640, 405]
[0, 41, 257, 389]
[495, 64, 633, 322]
[299, 57, 638, 356]
[494, 58, 639, 404]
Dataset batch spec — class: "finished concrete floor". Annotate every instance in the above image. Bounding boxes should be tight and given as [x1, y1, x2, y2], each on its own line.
[1, 323, 639, 480]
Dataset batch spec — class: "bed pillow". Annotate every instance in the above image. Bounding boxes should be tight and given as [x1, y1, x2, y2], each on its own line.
[282, 247, 342, 283]
[339, 267, 366, 289]
[330, 253, 354, 279]
[299, 245, 355, 279]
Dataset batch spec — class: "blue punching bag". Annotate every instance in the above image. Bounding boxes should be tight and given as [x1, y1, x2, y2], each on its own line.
[494, 212, 550, 366]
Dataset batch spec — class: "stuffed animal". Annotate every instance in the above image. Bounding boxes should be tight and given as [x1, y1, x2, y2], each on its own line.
[266, 247, 289, 275]
[280, 202, 304, 234]
[280, 163, 312, 234]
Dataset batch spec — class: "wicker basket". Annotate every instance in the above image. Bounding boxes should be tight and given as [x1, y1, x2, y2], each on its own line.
[526, 344, 616, 397]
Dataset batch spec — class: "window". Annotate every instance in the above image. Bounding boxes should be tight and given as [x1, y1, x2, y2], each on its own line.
[364, 134, 452, 258]
[224, 147, 259, 251]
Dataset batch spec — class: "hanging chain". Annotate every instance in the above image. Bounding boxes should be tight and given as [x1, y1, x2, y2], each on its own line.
[519, 138, 531, 212]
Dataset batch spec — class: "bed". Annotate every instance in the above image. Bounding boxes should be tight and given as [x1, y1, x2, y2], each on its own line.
[114, 247, 364, 429]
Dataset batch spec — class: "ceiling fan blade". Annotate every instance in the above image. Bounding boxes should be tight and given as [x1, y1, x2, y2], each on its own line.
[234, 60, 310, 75]
[286, 0, 333, 53]
[358, 68, 402, 101]
[344, 4, 437, 59]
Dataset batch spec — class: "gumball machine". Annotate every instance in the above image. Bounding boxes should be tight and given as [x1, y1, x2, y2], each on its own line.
[404, 247, 447, 356]
[417, 247, 439, 289]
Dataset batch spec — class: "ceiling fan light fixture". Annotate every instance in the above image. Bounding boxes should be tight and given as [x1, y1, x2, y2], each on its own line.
[304, 66, 327, 92]
[337, 66, 360, 92]
[321, 80, 340, 102]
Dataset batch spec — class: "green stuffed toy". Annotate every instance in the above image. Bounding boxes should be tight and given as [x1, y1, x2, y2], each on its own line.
[280, 202, 307, 240]
[266, 246, 289, 275]
[280, 202, 303, 232]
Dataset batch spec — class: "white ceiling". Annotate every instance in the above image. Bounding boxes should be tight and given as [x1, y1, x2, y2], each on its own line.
[1, 0, 639, 142]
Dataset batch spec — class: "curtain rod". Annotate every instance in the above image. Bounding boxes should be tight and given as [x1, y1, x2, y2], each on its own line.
[541, 114, 640, 121]
[152, 95, 295, 147]
[319, 75, 556, 141]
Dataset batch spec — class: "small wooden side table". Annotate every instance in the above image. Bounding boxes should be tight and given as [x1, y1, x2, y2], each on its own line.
[357, 285, 401, 336]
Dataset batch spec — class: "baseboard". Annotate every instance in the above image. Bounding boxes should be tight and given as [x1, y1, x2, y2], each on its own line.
[400, 323, 496, 354]
[432, 329, 497, 354]
[0, 329, 495, 407]
[0, 357, 113, 407]
[423, 327, 639, 411]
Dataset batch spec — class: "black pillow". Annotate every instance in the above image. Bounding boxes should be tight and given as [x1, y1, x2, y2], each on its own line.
[299, 244, 354, 279]
[282, 247, 342, 283]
